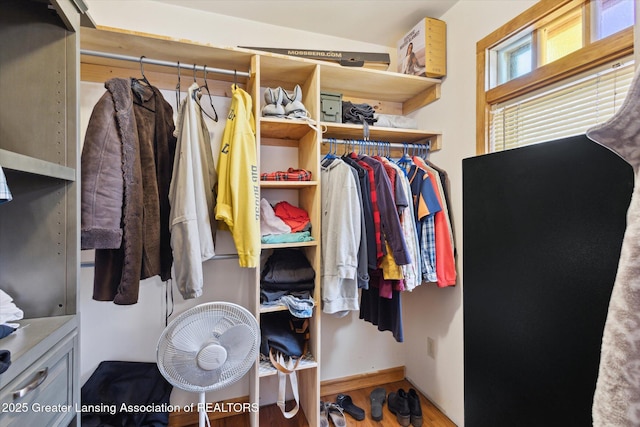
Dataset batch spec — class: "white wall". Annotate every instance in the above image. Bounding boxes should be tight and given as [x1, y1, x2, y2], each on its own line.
[80, 0, 540, 422]
[402, 1, 537, 426]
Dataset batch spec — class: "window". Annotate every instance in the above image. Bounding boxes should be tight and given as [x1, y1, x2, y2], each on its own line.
[539, 8, 583, 65]
[495, 35, 533, 85]
[490, 59, 634, 151]
[477, 0, 635, 154]
[593, 0, 635, 40]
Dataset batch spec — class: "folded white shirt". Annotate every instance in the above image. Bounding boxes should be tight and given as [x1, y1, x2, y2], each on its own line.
[0, 289, 24, 324]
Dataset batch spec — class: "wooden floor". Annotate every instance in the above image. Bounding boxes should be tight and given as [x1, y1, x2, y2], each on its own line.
[195, 379, 456, 427]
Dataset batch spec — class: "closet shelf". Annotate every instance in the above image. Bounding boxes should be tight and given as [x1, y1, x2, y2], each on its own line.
[322, 123, 442, 149]
[259, 301, 317, 314]
[259, 304, 289, 314]
[258, 352, 318, 378]
[260, 117, 315, 140]
[260, 181, 318, 189]
[0, 149, 75, 181]
[261, 241, 318, 250]
[80, 27, 442, 114]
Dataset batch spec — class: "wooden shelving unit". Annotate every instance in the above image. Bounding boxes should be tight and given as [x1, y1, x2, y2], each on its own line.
[78, 24, 443, 427]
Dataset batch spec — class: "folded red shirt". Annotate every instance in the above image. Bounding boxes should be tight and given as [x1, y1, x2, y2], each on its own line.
[273, 201, 310, 233]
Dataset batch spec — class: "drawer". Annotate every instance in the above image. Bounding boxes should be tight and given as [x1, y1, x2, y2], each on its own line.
[0, 332, 76, 427]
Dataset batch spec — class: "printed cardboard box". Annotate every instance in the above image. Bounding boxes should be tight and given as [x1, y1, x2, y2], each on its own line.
[397, 17, 446, 78]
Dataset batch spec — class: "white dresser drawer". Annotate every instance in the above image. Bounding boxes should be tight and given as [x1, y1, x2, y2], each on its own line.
[0, 331, 76, 427]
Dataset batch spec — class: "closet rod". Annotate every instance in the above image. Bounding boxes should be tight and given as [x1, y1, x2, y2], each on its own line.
[80, 49, 251, 79]
[80, 253, 239, 268]
[322, 138, 431, 150]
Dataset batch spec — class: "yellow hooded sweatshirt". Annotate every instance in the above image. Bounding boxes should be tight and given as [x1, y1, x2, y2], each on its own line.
[216, 85, 260, 267]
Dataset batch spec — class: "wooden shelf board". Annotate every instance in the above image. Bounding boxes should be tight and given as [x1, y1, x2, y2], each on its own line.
[81, 26, 254, 81]
[260, 117, 315, 140]
[260, 181, 317, 189]
[323, 123, 441, 145]
[259, 352, 318, 378]
[261, 241, 318, 250]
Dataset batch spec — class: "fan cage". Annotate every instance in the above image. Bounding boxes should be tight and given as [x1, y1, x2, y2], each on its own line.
[157, 302, 260, 393]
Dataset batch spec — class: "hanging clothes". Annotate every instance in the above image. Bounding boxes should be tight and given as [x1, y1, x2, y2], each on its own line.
[412, 156, 456, 287]
[407, 164, 440, 283]
[354, 154, 411, 266]
[169, 82, 217, 300]
[216, 85, 260, 268]
[0, 165, 11, 204]
[321, 158, 362, 316]
[81, 78, 176, 305]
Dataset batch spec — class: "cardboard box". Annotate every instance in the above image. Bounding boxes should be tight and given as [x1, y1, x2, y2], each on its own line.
[397, 17, 446, 78]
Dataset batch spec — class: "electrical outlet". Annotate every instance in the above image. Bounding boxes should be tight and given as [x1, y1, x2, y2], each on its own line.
[427, 337, 436, 359]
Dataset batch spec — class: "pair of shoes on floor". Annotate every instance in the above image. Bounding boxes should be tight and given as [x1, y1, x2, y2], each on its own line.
[262, 85, 308, 118]
[320, 401, 347, 427]
[388, 388, 423, 427]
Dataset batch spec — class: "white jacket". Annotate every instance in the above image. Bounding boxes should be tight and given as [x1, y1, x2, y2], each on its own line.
[321, 159, 361, 315]
[169, 83, 217, 299]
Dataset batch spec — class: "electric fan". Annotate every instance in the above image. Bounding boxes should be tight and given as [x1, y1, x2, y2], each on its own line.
[156, 302, 260, 427]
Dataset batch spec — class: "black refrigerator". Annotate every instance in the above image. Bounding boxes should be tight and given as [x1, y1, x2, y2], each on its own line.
[463, 134, 633, 426]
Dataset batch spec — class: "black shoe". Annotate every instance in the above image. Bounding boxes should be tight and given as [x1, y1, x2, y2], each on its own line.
[336, 393, 365, 421]
[407, 388, 423, 427]
[387, 389, 410, 427]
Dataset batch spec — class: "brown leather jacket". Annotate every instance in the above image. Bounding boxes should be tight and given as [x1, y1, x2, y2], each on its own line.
[81, 78, 176, 304]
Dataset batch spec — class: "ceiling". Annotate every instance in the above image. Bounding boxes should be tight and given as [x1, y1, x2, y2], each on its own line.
[152, 0, 459, 47]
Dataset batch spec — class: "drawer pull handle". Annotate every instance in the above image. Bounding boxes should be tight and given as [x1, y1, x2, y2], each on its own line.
[13, 367, 48, 399]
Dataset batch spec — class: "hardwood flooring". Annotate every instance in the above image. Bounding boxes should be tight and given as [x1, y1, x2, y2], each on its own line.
[188, 379, 456, 427]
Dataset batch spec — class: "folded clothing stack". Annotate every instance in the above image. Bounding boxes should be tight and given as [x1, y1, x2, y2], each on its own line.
[0, 289, 23, 324]
[261, 249, 315, 292]
[260, 199, 314, 244]
[261, 249, 316, 318]
[342, 101, 377, 125]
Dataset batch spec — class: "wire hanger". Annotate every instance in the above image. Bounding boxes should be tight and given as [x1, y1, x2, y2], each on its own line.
[137, 55, 151, 86]
[198, 65, 218, 122]
[191, 64, 219, 122]
[175, 61, 181, 107]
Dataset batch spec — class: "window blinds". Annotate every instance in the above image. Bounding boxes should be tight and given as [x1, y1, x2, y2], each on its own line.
[490, 59, 634, 152]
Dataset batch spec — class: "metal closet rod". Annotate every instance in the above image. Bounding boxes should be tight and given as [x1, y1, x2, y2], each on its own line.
[80, 49, 251, 79]
[80, 253, 239, 268]
[321, 138, 431, 150]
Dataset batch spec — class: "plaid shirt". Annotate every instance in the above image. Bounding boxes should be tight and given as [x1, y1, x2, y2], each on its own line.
[0, 166, 12, 204]
[261, 168, 312, 181]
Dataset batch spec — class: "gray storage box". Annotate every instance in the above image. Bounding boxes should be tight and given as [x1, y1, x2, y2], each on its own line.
[321, 92, 342, 123]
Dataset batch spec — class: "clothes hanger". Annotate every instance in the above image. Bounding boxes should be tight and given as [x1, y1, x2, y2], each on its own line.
[175, 61, 181, 107]
[137, 55, 151, 87]
[197, 65, 219, 122]
[190, 63, 219, 122]
[321, 138, 337, 166]
[396, 143, 413, 170]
